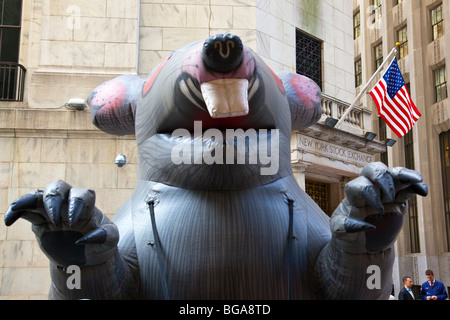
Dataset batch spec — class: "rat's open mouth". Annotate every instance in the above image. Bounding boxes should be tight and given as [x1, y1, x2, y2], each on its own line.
[156, 72, 275, 135]
[164, 122, 280, 177]
[139, 125, 284, 190]
[152, 72, 279, 176]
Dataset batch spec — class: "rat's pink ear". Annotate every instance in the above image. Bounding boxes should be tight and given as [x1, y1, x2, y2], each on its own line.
[278, 71, 322, 130]
[88, 75, 145, 136]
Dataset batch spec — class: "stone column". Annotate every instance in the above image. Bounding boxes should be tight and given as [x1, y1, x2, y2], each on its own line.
[339, 176, 351, 200]
[292, 164, 309, 190]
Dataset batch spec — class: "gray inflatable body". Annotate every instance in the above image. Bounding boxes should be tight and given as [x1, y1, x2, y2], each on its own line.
[4, 35, 428, 300]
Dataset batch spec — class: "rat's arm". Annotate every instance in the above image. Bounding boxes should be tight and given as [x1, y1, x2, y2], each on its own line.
[5, 181, 136, 299]
[88, 74, 145, 136]
[314, 163, 428, 300]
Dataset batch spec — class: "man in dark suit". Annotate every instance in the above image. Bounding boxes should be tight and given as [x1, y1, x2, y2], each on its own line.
[398, 276, 416, 300]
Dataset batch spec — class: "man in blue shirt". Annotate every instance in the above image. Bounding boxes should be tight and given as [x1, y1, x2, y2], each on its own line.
[419, 269, 448, 300]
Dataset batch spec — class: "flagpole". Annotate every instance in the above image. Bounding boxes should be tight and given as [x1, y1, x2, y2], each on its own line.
[335, 43, 400, 129]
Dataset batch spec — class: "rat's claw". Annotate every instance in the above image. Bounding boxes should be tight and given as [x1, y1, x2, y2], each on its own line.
[391, 167, 423, 184]
[410, 182, 429, 197]
[345, 216, 376, 233]
[75, 223, 119, 246]
[331, 214, 376, 235]
[75, 228, 107, 245]
[361, 163, 395, 203]
[345, 176, 384, 214]
[68, 188, 96, 228]
[390, 168, 428, 203]
[396, 182, 429, 203]
[43, 180, 72, 226]
[4, 191, 43, 226]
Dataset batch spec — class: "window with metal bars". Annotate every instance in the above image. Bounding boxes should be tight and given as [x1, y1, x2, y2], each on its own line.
[305, 180, 331, 216]
[296, 29, 322, 90]
[439, 130, 450, 252]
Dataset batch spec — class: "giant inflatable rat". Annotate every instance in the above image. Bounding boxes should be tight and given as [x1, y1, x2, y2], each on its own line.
[4, 34, 428, 300]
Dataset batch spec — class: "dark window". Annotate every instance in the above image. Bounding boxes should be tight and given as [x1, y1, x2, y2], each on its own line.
[0, 0, 22, 62]
[404, 131, 414, 170]
[379, 118, 388, 166]
[355, 59, 362, 87]
[0, 0, 24, 101]
[408, 194, 420, 253]
[374, 43, 383, 71]
[397, 26, 408, 59]
[434, 66, 448, 103]
[440, 130, 450, 252]
[411, 285, 421, 299]
[296, 29, 322, 89]
[354, 11, 361, 40]
[305, 180, 331, 216]
[404, 129, 420, 253]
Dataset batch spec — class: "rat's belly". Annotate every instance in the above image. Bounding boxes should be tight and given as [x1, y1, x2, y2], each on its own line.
[117, 177, 323, 300]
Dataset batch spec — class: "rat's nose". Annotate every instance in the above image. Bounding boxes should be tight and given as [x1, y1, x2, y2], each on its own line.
[202, 34, 244, 73]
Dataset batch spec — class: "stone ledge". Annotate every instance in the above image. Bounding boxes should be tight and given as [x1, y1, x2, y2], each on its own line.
[298, 123, 387, 154]
[291, 123, 387, 177]
[0, 128, 135, 140]
[0, 109, 134, 140]
[431, 99, 450, 134]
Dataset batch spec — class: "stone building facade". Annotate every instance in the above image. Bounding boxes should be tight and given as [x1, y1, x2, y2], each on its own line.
[353, 0, 450, 297]
[1, 0, 385, 299]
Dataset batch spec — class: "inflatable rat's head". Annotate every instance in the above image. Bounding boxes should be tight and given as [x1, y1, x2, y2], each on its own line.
[88, 34, 321, 190]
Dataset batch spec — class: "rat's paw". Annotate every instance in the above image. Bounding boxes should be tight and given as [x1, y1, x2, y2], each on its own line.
[331, 163, 428, 254]
[5, 180, 118, 267]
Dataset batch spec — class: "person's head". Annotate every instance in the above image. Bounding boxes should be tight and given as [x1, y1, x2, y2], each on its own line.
[403, 276, 413, 288]
[425, 270, 435, 282]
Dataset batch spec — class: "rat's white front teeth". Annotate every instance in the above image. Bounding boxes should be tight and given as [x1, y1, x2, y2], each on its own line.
[201, 79, 249, 119]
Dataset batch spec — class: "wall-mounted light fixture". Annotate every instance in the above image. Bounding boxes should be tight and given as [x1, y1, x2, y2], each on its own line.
[66, 98, 88, 111]
[324, 117, 339, 128]
[364, 132, 377, 141]
[386, 139, 397, 147]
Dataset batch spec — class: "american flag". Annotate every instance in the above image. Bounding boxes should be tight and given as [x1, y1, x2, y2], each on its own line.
[369, 57, 421, 138]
